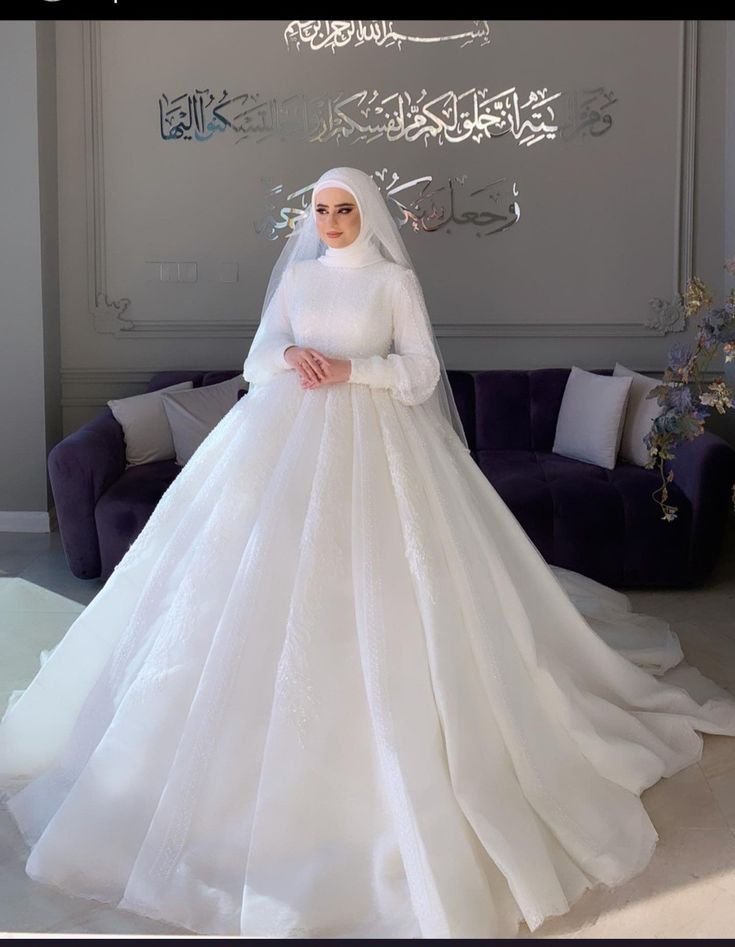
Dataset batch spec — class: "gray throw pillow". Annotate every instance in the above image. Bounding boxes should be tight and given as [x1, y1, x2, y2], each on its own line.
[161, 374, 246, 466]
[552, 366, 633, 470]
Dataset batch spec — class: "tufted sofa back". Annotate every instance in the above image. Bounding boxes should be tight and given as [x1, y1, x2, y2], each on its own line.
[447, 367, 615, 453]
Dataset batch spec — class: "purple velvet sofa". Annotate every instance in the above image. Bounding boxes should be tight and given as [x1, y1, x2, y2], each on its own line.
[48, 367, 735, 588]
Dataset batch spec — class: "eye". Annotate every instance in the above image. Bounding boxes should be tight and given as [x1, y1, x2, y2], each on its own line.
[339, 208, 352, 213]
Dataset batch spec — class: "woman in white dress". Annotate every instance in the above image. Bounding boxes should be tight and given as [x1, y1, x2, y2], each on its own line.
[1, 166, 735, 939]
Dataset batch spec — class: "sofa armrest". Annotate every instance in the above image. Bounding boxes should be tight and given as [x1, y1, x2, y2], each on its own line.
[48, 408, 127, 579]
[666, 431, 735, 582]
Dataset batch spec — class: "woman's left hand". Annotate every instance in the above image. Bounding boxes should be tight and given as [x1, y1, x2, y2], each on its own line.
[299, 356, 352, 389]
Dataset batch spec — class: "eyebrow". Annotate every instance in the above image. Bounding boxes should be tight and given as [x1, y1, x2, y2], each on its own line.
[315, 201, 355, 208]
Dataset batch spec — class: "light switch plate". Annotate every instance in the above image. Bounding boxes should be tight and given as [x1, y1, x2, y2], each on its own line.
[160, 262, 178, 282]
[216, 262, 239, 283]
[179, 262, 198, 282]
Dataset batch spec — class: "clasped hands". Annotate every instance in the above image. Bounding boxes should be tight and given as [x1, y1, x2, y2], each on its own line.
[284, 345, 351, 390]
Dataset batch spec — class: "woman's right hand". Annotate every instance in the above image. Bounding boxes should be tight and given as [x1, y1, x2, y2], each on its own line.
[284, 345, 329, 386]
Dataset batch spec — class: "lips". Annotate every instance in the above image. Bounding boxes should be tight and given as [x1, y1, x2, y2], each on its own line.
[327, 232, 341, 236]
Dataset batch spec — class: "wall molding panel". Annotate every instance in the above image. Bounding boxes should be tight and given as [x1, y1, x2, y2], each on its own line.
[79, 20, 699, 342]
[82, 21, 132, 335]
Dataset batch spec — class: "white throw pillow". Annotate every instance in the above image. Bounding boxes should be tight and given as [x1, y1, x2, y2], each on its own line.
[613, 362, 666, 467]
[162, 374, 247, 466]
[108, 380, 194, 468]
[552, 366, 633, 470]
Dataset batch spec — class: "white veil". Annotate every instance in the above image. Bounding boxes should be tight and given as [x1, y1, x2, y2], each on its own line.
[257, 166, 469, 449]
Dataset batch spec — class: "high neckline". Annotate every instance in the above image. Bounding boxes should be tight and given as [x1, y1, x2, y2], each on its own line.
[317, 239, 386, 269]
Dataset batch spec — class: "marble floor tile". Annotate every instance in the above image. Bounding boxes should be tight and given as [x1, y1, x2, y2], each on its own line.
[17, 558, 104, 607]
[0, 577, 87, 615]
[0, 861, 105, 935]
[0, 811, 192, 935]
[0, 610, 80, 696]
[0, 532, 51, 561]
[43, 903, 195, 936]
[0, 548, 49, 580]
[527, 826, 735, 938]
[0, 529, 103, 605]
[705, 767, 735, 829]
[699, 732, 735, 780]
[640, 762, 728, 833]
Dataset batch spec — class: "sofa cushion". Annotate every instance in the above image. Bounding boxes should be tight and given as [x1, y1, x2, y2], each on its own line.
[446, 370, 476, 450]
[108, 380, 194, 468]
[613, 362, 667, 467]
[95, 458, 181, 578]
[162, 374, 247, 466]
[474, 369, 574, 452]
[476, 449, 692, 586]
[552, 366, 633, 469]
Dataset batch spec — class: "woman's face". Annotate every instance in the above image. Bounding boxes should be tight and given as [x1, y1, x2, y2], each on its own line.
[314, 187, 361, 248]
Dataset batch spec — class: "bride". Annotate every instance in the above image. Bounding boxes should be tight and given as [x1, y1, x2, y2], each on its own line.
[2, 165, 735, 939]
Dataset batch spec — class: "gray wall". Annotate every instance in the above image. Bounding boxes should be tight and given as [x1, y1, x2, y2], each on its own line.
[37, 21, 62, 512]
[1, 20, 734, 523]
[0, 21, 60, 529]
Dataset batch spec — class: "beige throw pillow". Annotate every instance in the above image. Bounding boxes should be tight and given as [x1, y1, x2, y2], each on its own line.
[613, 362, 666, 467]
[108, 381, 194, 468]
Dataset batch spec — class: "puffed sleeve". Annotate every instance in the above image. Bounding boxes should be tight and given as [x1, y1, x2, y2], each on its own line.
[242, 266, 296, 385]
[347, 267, 441, 406]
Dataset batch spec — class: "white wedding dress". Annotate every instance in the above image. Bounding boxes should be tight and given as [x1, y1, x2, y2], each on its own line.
[2, 257, 735, 939]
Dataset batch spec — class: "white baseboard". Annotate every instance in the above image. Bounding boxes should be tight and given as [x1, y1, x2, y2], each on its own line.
[0, 507, 56, 533]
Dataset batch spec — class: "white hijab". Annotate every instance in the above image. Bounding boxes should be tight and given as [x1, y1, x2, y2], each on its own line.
[312, 177, 386, 269]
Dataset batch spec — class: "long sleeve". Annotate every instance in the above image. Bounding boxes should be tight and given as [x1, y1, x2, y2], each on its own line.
[242, 266, 296, 386]
[348, 267, 441, 406]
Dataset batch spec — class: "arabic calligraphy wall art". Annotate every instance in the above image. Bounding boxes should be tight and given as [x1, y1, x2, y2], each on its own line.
[158, 85, 617, 147]
[282, 20, 493, 51]
[256, 171, 521, 241]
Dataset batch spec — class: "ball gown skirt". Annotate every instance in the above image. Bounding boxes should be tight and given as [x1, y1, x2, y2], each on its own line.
[1, 366, 735, 939]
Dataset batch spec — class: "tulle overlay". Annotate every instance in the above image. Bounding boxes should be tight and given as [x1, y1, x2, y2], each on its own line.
[2, 369, 735, 938]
